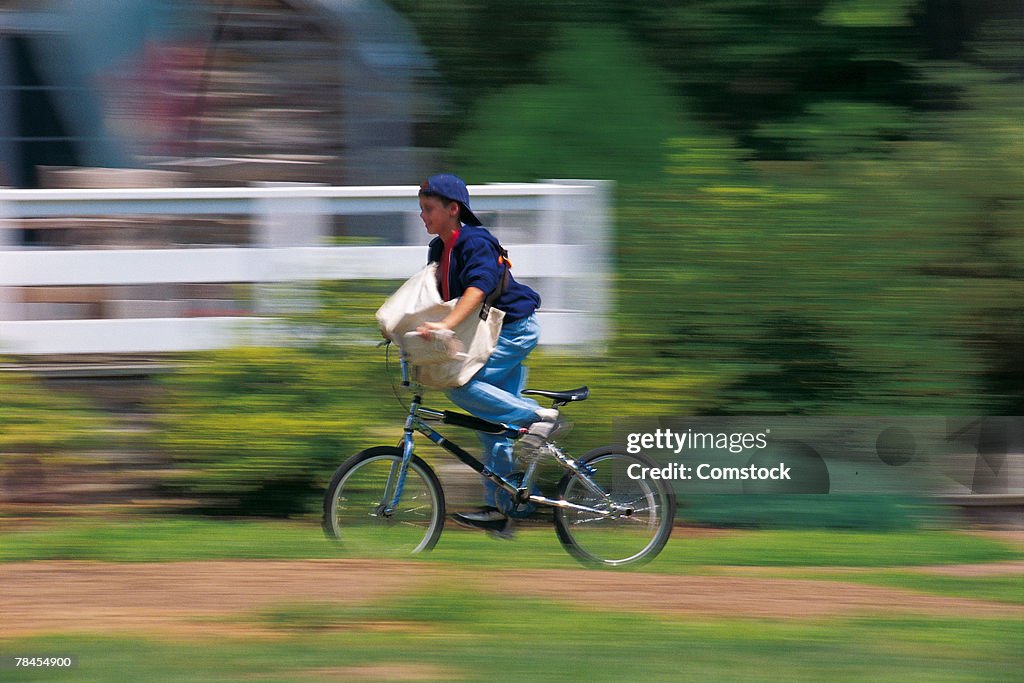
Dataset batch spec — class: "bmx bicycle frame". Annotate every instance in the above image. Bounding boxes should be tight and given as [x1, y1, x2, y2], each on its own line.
[382, 355, 625, 518]
[376, 344, 630, 520]
[390, 397, 617, 517]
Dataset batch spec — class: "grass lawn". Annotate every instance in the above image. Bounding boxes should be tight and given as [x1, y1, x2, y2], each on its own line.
[1, 517, 1020, 681]
[2, 592, 1020, 682]
[1, 516, 1020, 568]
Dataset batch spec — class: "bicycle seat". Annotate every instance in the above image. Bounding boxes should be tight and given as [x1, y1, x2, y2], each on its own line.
[522, 386, 589, 405]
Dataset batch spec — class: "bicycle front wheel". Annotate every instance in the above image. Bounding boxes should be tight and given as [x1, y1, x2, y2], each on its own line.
[554, 447, 676, 567]
[323, 446, 445, 556]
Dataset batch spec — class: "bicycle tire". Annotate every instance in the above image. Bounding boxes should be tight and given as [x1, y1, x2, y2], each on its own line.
[322, 446, 445, 556]
[553, 447, 676, 568]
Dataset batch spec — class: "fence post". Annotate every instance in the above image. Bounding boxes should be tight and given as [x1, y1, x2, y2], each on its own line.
[252, 183, 329, 316]
[576, 179, 612, 353]
[543, 180, 612, 352]
[538, 183, 568, 344]
[0, 197, 18, 321]
[403, 197, 423, 246]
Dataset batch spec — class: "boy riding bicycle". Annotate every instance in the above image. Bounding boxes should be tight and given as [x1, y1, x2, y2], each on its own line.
[415, 174, 562, 536]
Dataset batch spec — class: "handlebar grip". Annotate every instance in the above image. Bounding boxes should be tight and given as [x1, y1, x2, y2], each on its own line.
[442, 410, 508, 435]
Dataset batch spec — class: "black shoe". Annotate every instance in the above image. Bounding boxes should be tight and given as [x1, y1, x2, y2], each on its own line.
[451, 506, 515, 539]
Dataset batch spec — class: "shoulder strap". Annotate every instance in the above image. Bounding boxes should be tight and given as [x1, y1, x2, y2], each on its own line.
[479, 246, 510, 321]
[427, 237, 442, 264]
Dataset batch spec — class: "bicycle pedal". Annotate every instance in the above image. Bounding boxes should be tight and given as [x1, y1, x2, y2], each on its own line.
[487, 519, 516, 540]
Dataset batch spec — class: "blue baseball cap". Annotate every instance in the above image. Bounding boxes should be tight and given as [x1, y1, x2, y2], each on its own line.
[419, 174, 482, 226]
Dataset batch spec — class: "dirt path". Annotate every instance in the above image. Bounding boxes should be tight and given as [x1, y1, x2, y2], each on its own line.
[497, 569, 1024, 619]
[916, 559, 1024, 577]
[0, 560, 438, 638]
[2, 559, 1021, 638]
[704, 559, 1024, 578]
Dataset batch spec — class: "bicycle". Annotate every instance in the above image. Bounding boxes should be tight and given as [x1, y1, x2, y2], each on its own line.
[322, 342, 676, 567]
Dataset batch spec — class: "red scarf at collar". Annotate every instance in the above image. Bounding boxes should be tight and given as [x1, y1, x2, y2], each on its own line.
[438, 228, 460, 300]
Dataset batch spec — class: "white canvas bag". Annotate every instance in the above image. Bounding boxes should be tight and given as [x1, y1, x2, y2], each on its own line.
[376, 263, 504, 388]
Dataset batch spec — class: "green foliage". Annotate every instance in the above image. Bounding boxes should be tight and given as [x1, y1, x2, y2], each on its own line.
[0, 367, 107, 457]
[612, 57, 1023, 414]
[755, 101, 914, 158]
[385, 0, 562, 144]
[427, 3, 1019, 415]
[154, 343, 401, 516]
[153, 6, 1022, 515]
[818, 0, 920, 28]
[454, 25, 695, 184]
[628, 0, 927, 152]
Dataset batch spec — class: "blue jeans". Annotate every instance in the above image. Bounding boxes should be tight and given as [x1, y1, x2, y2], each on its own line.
[446, 314, 541, 508]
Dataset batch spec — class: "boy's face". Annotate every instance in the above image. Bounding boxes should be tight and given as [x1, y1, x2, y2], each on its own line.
[419, 195, 461, 237]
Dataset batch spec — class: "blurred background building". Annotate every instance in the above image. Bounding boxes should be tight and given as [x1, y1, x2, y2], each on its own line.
[0, 0, 462, 331]
[0, 0, 439, 191]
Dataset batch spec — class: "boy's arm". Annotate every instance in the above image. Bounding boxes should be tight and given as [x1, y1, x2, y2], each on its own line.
[417, 286, 485, 337]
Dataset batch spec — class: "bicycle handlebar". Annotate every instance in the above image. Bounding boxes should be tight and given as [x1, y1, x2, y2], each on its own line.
[389, 327, 462, 388]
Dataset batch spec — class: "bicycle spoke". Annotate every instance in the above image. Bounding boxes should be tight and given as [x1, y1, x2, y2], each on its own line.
[555, 450, 675, 567]
[324, 450, 444, 556]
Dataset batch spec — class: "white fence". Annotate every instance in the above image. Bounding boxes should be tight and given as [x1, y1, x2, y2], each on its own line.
[0, 182, 611, 355]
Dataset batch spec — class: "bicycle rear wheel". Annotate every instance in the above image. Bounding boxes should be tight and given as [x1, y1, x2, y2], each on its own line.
[553, 447, 675, 567]
[323, 446, 445, 556]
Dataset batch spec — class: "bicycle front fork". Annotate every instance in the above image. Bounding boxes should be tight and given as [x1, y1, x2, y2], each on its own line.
[379, 406, 421, 514]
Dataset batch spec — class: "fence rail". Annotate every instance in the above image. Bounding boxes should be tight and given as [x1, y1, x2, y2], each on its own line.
[0, 181, 611, 355]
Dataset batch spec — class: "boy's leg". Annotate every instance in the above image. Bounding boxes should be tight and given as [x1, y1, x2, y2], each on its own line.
[476, 432, 514, 510]
[447, 315, 540, 511]
[446, 315, 541, 428]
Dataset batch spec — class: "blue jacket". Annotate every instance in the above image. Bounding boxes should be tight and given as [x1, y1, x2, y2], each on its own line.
[428, 225, 541, 323]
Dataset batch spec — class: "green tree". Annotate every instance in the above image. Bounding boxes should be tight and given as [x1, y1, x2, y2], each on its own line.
[628, 0, 926, 150]
[385, 0, 561, 145]
[390, 1, 1021, 416]
[154, 344, 395, 516]
[454, 25, 696, 185]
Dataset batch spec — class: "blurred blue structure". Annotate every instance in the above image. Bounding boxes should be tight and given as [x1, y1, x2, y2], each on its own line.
[0, 0, 190, 185]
